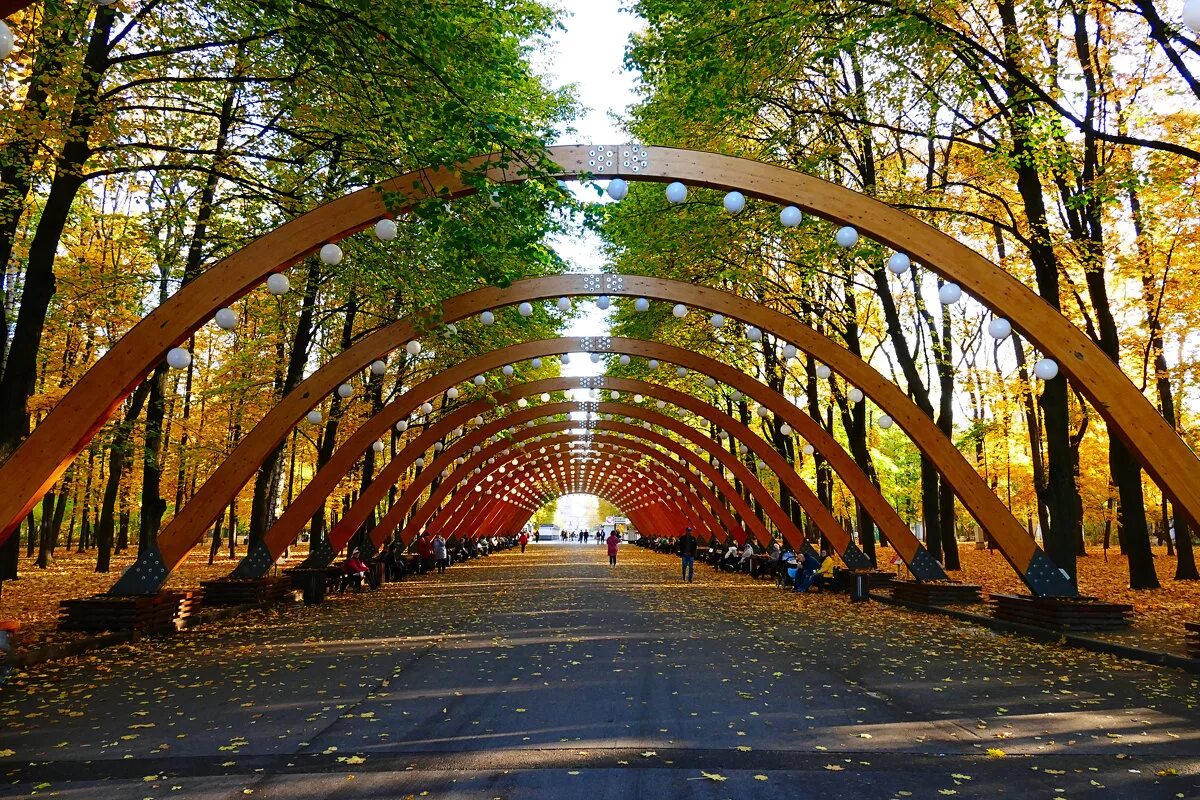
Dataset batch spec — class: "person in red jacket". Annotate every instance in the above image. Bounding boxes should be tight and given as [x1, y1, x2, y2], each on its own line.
[341, 549, 369, 593]
[606, 531, 620, 566]
[519, 531, 529, 553]
[417, 534, 433, 574]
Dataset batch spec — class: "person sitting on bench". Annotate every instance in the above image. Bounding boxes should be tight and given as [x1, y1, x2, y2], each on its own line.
[340, 549, 370, 593]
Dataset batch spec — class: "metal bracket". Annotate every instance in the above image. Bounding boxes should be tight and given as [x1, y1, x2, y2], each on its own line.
[840, 541, 875, 570]
[904, 546, 949, 582]
[1023, 547, 1078, 597]
[232, 537, 276, 578]
[302, 537, 337, 570]
[108, 544, 170, 596]
[585, 145, 650, 175]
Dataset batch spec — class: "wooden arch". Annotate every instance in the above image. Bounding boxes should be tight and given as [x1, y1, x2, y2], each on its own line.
[406, 423, 781, 552]
[440, 450, 717, 540]
[3, 147, 1188, 596]
[376, 423, 776, 553]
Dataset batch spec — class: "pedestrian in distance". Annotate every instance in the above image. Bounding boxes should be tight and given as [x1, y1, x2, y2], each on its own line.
[432, 533, 448, 574]
[607, 530, 620, 566]
[519, 531, 529, 553]
[678, 526, 698, 582]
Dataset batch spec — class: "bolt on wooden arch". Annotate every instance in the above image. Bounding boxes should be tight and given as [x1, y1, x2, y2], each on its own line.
[5, 147, 1185, 590]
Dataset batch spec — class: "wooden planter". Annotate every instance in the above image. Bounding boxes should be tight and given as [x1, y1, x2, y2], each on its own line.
[1186, 622, 1199, 658]
[199, 576, 293, 607]
[989, 593, 1132, 632]
[58, 591, 195, 634]
[889, 579, 982, 605]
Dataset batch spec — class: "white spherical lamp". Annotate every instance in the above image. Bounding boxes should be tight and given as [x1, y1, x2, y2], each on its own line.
[619, 354, 630, 366]
[266, 273, 290, 295]
[610, 390, 621, 400]
[987, 318, 1012, 339]
[404, 340, 421, 357]
[634, 297, 649, 312]
[802, 444, 815, 456]
[531, 357, 543, 368]
[665, 182, 688, 203]
[372, 441, 385, 454]
[1185, 0, 1200, 32]
[780, 423, 792, 436]
[370, 359, 386, 376]
[835, 226, 859, 248]
[306, 410, 323, 425]
[782, 343, 797, 360]
[433, 441, 443, 452]
[589, 352, 601, 363]
[446, 387, 459, 400]
[878, 414, 893, 429]
[166, 347, 191, 369]
[395, 420, 408, 432]
[648, 359, 659, 370]
[517, 398, 528, 408]
[723, 191, 746, 214]
[561, 353, 571, 364]
[755, 405, 769, 418]
[473, 375, 486, 386]
[415, 457, 425, 468]
[780, 206, 802, 227]
[738, 443, 749, 455]
[337, 383, 354, 399]
[0, 21, 14, 59]
[541, 393, 550, 402]
[746, 326, 762, 342]
[815, 364, 832, 379]
[848, 388, 864, 403]
[704, 376, 717, 388]
[1034, 358, 1060, 380]
[374, 219, 397, 241]
[606, 178, 629, 201]
[319, 243, 343, 265]
[420, 401, 434, 415]
[502, 364, 514, 377]
[656, 400, 666, 409]
[480, 310, 495, 326]
[634, 393, 644, 403]
[518, 301, 533, 317]
[887, 253, 911, 275]
[596, 295, 612, 311]
[730, 390, 742, 401]
[938, 283, 962, 305]
[557, 296, 571, 312]
[709, 313, 725, 328]
[214, 307, 238, 330]
[672, 303, 687, 318]
[676, 366, 687, 378]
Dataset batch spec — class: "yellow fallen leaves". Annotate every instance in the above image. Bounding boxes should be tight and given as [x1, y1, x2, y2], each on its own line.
[735, 745, 752, 752]
[986, 748, 1006, 758]
[754, 774, 769, 781]
[337, 755, 366, 765]
[700, 771, 727, 782]
[824, 764, 844, 771]
[0, 749, 14, 757]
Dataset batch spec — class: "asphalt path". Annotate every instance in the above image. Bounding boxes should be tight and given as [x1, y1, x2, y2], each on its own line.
[2, 541, 1198, 799]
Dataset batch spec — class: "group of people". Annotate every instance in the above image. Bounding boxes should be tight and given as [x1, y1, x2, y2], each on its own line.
[558, 528, 599, 542]
[670, 528, 836, 591]
[338, 532, 523, 592]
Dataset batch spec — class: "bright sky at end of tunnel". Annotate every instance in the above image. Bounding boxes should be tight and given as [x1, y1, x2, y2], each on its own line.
[534, 1, 642, 527]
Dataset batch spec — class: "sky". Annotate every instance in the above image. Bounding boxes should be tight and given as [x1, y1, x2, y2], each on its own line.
[531, 0, 642, 528]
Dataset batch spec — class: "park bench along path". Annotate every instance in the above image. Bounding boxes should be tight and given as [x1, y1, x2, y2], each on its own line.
[2, 542, 1198, 798]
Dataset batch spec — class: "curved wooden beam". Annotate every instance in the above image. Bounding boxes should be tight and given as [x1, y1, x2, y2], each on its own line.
[2, 146, 1192, 584]
[440, 452, 719, 542]
[427, 432, 762, 549]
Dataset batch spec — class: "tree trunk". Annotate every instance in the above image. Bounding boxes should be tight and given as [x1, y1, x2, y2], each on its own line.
[95, 380, 153, 573]
[0, 6, 115, 463]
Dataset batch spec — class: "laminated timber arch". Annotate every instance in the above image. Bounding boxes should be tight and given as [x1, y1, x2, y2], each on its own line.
[447, 455, 699, 541]
[3, 146, 1194, 595]
[406, 426, 778, 550]
[370, 423, 780, 555]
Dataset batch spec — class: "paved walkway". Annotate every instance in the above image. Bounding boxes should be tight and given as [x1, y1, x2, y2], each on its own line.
[2, 542, 1198, 798]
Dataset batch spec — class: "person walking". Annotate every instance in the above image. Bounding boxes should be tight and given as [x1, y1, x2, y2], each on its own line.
[519, 531, 529, 553]
[606, 530, 620, 566]
[432, 533, 448, 574]
[678, 527, 698, 582]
